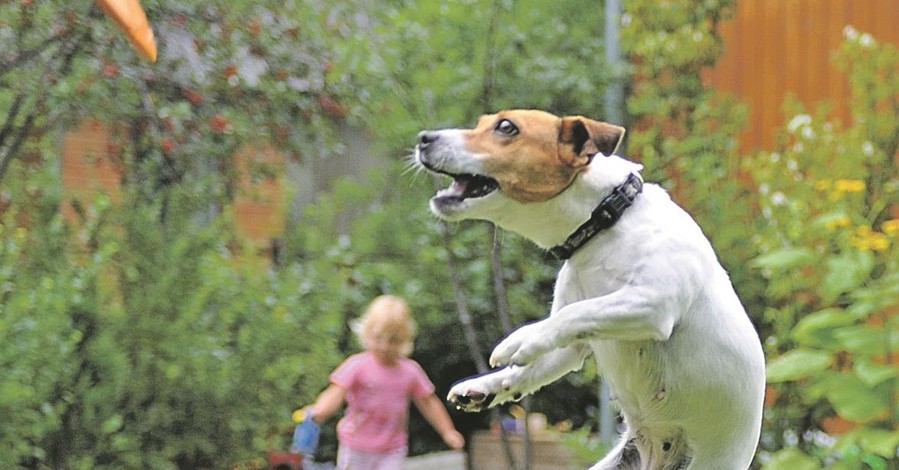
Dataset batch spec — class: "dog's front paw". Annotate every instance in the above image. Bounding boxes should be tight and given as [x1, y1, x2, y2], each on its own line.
[489, 321, 553, 367]
[447, 368, 524, 412]
[447, 383, 496, 413]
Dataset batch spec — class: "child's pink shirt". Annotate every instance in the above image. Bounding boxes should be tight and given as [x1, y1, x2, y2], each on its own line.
[330, 351, 435, 452]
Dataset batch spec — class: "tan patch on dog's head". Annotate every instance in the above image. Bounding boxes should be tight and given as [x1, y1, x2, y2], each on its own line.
[460, 110, 625, 202]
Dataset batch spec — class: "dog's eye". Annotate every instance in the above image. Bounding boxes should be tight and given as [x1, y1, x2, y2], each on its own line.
[494, 119, 519, 136]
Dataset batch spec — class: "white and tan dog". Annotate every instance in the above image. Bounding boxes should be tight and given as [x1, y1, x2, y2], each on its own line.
[415, 110, 765, 469]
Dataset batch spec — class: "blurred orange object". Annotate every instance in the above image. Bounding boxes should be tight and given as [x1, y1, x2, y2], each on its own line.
[820, 415, 856, 435]
[96, 0, 157, 62]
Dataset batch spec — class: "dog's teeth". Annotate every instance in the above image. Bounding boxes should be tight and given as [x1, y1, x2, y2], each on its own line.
[437, 185, 462, 199]
[437, 180, 466, 199]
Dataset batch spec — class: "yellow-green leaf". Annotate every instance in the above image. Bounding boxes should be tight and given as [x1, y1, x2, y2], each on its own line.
[826, 376, 889, 422]
[762, 448, 821, 470]
[766, 349, 832, 383]
[854, 360, 899, 387]
[752, 247, 816, 271]
[858, 429, 899, 458]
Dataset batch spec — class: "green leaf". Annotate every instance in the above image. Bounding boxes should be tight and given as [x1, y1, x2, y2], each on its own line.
[861, 454, 888, 470]
[819, 250, 874, 303]
[826, 462, 857, 470]
[854, 360, 899, 387]
[762, 448, 821, 470]
[826, 375, 889, 422]
[833, 325, 887, 355]
[790, 308, 854, 348]
[857, 429, 899, 459]
[751, 247, 816, 272]
[766, 349, 832, 383]
[810, 211, 849, 229]
[101, 415, 123, 435]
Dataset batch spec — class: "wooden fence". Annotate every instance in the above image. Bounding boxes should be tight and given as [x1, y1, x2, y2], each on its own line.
[59, 121, 284, 249]
[703, 0, 899, 151]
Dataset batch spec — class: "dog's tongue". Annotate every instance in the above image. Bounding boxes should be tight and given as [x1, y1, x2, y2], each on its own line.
[450, 178, 468, 195]
[435, 178, 466, 200]
[437, 174, 498, 200]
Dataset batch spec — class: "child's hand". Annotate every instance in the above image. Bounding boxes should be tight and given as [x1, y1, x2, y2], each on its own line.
[442, 429, 465, 450]
[291, 406, 313, 423]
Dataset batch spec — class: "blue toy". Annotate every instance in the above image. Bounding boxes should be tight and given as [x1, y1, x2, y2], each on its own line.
[290, 408, 320, 456]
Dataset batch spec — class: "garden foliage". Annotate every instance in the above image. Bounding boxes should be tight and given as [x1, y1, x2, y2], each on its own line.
[748, 28, 898, 469]
[1, 0, 897, 468]
[1, 1, 346, 467]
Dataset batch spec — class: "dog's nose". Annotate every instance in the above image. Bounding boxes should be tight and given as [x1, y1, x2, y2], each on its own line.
[417, 131, 439, 149]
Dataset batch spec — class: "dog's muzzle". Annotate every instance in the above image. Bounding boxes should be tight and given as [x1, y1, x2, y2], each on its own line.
[416, 131, 500, 205]
[417, 131, 440, 150]
[415, 131, 440, 171]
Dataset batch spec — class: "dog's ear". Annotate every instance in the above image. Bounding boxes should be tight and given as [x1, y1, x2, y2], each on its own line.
[559, 116, 626, 166]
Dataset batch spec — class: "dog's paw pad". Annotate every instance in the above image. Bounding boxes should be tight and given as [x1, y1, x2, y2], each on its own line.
[448, 390, 495, 412]
[456, 391, 486, 404]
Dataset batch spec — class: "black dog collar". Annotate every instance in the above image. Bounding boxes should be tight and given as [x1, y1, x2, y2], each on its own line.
[548, 173, 643, 260]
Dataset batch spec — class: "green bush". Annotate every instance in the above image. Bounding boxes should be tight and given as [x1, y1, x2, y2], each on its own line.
[1, 2, 349, 466]
[0, 161, 341, 468]
[747, 28, 898, 469]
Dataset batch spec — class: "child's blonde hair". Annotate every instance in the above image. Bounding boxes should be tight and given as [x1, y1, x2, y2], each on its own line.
[353, 295, 417, 356]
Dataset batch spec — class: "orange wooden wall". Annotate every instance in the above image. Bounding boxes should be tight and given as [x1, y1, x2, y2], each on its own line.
[232, 144, 285, 242]
[60, 121, 123, 221]
[703, 0, 899, 151]
[60, 122, 283, 244]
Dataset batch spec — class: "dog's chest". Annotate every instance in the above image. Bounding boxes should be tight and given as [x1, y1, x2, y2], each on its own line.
[590, 338, 670, 417]
[552, 244, 633, 305]
[552, 250, 676, 423]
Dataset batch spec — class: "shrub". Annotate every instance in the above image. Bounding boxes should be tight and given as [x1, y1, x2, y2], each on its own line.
[748, 28, 898, 469]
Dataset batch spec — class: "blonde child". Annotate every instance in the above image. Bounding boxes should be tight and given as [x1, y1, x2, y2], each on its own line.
[301, 295, 464, 469]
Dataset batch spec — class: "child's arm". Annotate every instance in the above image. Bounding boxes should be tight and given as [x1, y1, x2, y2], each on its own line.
[307, 384, 347, 424]
[413, 394, 465, 450]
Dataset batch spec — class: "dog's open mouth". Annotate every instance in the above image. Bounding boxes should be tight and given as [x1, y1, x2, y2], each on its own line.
[435, 173, 500, 202]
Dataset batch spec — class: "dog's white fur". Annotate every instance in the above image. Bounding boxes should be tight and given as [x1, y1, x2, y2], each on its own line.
[415, 110, 765, 469]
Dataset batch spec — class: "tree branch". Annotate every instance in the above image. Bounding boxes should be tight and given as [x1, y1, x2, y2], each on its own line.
[440, 220, 489, 374]
[490, 224, 512, 334]
[0, 13, 89, 183]
[0, 31, 69, 78]
[476, 0, 502, 117]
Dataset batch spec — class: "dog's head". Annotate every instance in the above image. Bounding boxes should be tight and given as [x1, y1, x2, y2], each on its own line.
[415, 109, 625, 220]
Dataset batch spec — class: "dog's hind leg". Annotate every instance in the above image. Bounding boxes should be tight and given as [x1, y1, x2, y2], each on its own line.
[588, 436, 641, 470]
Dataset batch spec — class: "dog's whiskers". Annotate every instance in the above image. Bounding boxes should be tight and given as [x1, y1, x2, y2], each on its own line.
[402, 151, 434, 189]
[401, 152, 420, 176]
